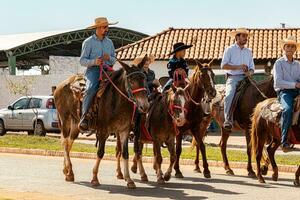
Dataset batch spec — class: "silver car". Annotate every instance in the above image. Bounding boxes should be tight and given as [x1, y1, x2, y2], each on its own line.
[0, 96, 60, 136]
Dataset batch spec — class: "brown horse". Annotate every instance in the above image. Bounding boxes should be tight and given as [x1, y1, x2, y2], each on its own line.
[191, 76, 277, 177]
[251, 98, 300, 186]
[173, 61, 217, 179]
[129, 85, 188, 184]
[54, 58, 150, 189]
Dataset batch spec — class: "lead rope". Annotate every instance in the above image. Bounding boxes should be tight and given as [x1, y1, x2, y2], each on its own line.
[247, 76, 268, 99]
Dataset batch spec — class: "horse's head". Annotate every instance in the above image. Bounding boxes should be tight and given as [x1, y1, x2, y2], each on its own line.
[168, 85, 188, 127]
[193, 59, 217, 100]
[118, 57, 150, 113]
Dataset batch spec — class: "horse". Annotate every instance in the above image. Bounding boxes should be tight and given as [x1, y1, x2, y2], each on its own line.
[126, 85, 188, 184]
[191, 75, 277, 177]
[251, 97, 300, 186]
[54, 58, 150, 189]
[173, 60, 217, 179]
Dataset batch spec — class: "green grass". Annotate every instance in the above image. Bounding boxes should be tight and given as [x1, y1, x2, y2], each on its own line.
[0, 135, 300, 166]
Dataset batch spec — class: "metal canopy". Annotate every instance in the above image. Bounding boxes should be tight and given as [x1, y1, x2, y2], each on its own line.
[0, 27, 148, 74]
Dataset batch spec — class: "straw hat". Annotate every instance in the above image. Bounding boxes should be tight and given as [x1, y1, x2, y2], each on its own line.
[87, 17, 118, 29]
[132, 52, 155, 66]
[280, 36, 300, 50]
[229, 28, 253, 38]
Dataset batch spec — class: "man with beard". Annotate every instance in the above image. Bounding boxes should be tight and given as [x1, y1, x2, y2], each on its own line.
[221, 28, 255, 130]
[78, 17, 117, 131]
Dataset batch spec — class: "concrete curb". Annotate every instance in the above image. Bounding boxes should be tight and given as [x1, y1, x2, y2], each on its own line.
[0, 147, 298, 173]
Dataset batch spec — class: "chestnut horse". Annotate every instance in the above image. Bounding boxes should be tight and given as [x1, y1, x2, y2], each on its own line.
[251, 98, 300, 186]
[54, 58, 150, 189]
[173, 61, 217, 179]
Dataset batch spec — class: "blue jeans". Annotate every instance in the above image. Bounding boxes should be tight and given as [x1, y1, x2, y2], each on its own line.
[81, 66, 100, 119]
[224, 75, 245, 125]
[278, 89, 300, 145]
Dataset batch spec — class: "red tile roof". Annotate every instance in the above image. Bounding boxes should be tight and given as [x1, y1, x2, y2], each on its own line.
[116, 27, 300, 61]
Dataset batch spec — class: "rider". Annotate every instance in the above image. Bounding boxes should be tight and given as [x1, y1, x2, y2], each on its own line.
[132, 52, 159, 95]
[78, 17, 118, 131]
[221, 28, 255, 130]
[162, 42, 193, 92]
[273, 36, 300, 152]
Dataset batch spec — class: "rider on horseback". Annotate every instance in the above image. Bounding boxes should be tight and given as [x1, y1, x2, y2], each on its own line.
[162, 42, 193, 92]
[78, 17, 117, 131]
[273, 36, 300, 152]
[221, 28, 255, 130]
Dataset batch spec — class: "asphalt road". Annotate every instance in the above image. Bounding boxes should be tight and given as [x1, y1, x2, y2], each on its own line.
[0, 153, 299, 200]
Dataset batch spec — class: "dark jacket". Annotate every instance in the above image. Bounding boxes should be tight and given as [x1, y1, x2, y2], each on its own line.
[143, 69, 156, 93]
[167, 56, 189, 78]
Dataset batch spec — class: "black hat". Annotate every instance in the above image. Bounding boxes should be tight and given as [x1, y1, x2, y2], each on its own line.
[169, 42, 193, 55]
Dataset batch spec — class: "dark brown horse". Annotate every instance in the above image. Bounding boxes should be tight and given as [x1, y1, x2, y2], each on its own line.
[129, 86, 188, 184]
[173, 61, 217, 179]
[191, 76, 276, 177]
[54, 58, 150, 189]
[251, 98, 300, 186]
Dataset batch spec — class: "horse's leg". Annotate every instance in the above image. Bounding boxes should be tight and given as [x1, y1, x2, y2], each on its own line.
[91, 135, 106, 186]
[255, 140, 265, 183]
[164, 139, 176, 182]
[294, 165, 300, 186]
[266, 140, 280, 181]
[219, 128, 234, 175]
[174, 134, 184, 178]
[245, 129, 256, 178]
[120, 132, 136, 189]
[136, 143, 148, 181]
[194, 143, 202, 173]
[194, 132, 211, 178]
[115, 134, 124, 179]
[261, 148, 270, 176]
[153, 140, 164, 184]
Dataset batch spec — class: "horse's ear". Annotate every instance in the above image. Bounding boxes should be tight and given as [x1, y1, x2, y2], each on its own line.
[137, 54, 148, 69]
[118, 60, 130, 72]
[194, 59, 203, 69]
[208, 59, 214, 67]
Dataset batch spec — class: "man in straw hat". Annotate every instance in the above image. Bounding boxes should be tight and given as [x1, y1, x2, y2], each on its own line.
[221, 28, 255, 130]
[273, 36, 300, 152]
[78, 17, 118, 131]
[132, 52, 159, 95]
[162, 42, 193, 91]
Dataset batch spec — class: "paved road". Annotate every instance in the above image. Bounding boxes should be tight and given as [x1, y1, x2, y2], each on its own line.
[0, 153, 299, 200]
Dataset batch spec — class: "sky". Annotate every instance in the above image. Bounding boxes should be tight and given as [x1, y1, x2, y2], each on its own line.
[1, 0, 300, 36]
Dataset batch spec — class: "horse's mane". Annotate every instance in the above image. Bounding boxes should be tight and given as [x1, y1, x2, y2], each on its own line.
[256, 75, 274, 86]
[110, 68, 125, 82]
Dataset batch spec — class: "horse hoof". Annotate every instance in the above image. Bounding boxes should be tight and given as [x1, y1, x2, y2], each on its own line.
[141, 175, 148, 182]
[164, 173, 171, 182]
[261, 166, 268, 176]
[248, 171, 256, 178]
[194, 168, 202, 173]
[65, 175, 74, 182]
[157, 178, 165, 184]
[294, 180, 300, 187]
[131, 166, 137, 174]
[175, 172, 184, 178]
[117, 173, 124, 179]
[204, 172, 211, 179]
[63, 168, 68, 175]
[259, 178, 266, 184]
[127, 181, 136, 189]
[272, 173, 278, 182]
[226, 169, 234, 175]
[91, 179, 100, 187]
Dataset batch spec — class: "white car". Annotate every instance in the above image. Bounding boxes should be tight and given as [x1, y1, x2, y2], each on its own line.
[0, 96, 60, 136]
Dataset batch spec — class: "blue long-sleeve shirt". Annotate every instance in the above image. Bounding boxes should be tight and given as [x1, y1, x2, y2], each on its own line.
[273, 55, 300, 92]
[79, 34, 116, 67]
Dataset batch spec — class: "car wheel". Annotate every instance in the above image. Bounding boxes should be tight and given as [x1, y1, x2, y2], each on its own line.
[0, 120, 6, 136]
[34, 121, 46, 137]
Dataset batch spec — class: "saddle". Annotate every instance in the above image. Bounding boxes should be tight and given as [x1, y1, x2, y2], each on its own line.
[69, 73, 112, 128]
[260, 96, 300, 144]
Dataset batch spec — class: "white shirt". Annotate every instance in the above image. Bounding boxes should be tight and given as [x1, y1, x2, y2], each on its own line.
[221, 43, 255, 75]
